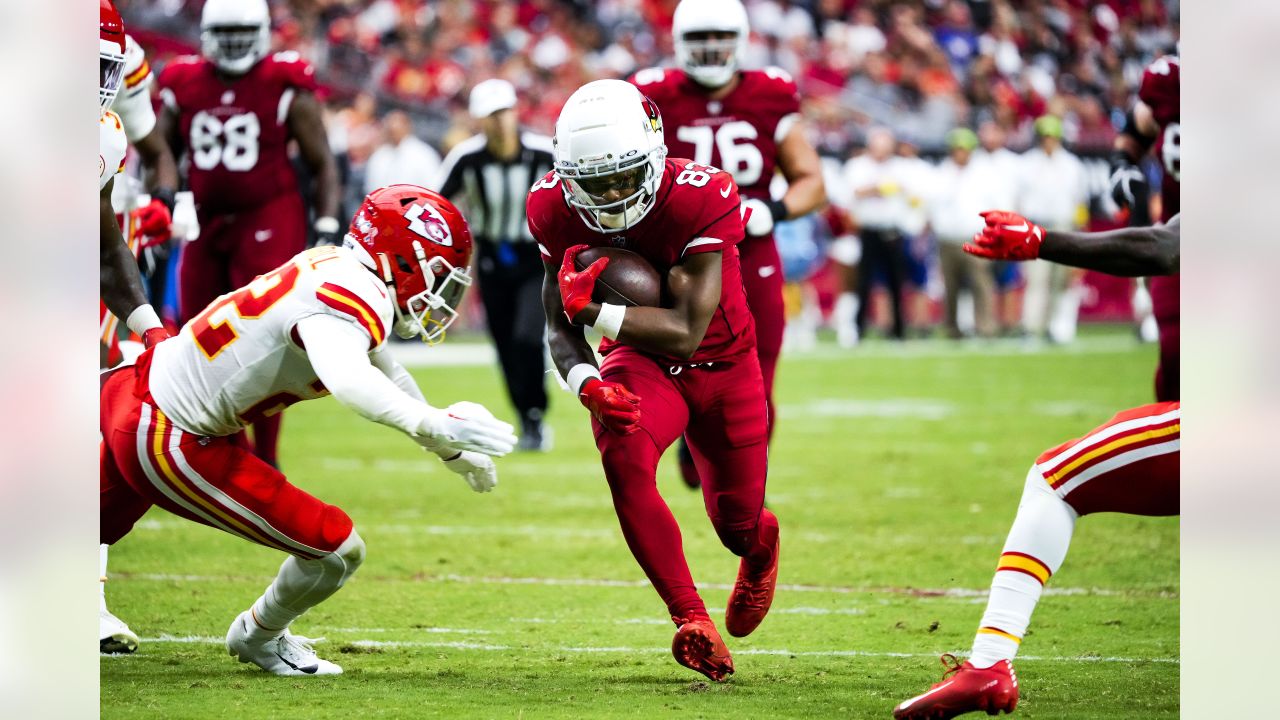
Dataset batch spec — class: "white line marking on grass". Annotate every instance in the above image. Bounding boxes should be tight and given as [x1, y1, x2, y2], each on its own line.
[132, 635, 1177, 664]
[781, 399, 954, 421]
[319, 627, 493, 635]
[118, 572, 1177, 599]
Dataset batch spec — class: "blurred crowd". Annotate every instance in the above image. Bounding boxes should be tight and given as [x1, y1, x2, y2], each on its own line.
[121, 0, 1177, 342]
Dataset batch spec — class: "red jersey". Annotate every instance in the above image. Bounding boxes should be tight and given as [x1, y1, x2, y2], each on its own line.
[1139, 55, 1179, 218]
[159, 52, 318, 216]
[629, 67, 801, 202]
[528, 158, 756, 364]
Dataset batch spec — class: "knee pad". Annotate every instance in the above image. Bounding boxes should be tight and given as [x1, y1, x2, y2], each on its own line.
[332, 528, 366, 578]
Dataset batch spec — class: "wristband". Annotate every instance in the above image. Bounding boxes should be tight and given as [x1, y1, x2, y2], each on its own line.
[566, 363, 602, 395]
[767, 199, 788, 223]
[314, 216, 341, 234]
[592, 302, 626, 340]
[125, 304, 163, 335]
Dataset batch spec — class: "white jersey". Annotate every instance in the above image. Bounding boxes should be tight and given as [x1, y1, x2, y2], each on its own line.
[148, 246, 395, 437]
[100, 108, 127, 191]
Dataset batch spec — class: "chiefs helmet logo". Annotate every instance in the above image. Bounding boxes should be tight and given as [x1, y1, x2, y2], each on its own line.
[405, 202, 453, 247]
[641, 96, 662, 134]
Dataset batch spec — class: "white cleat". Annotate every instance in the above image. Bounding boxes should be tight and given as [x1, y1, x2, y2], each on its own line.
[225, 611, 342, 676]
[100, 609, 140, 654]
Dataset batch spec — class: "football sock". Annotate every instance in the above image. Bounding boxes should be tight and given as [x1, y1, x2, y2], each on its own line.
[835, 292, 860, 345]
[246, 531, 365, 641]
[100, 544, 109, 613]
[970, 466, 1077, 668]
[604, 445, 707, 621]
[251, 414, 283, 468]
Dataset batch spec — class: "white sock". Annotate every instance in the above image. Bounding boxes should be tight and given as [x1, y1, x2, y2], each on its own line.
[245, 531, 366, 642]
[970, 467, 1078, 668]
[835, 292, 860, 346]
[100, 544, 109, 614]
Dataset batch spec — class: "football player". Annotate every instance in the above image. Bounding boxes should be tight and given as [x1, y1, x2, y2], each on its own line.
[530, 80, 780, 682]
[630, 0, 826, 487]
[99, 0, 170, 655]
[157, 0, 340, 468]
[101, 29, 182, 367]
[100, 186, 517, 676]
[1109, 54, 1180, 401]
[893, 210, 1179, 719]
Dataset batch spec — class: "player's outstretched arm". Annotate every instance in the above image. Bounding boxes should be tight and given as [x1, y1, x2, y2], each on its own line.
[297, 315, 516, 457]
[966, 210, 1179, 277]
[572, 251, 722, 360]
[100, 178, 166, 346]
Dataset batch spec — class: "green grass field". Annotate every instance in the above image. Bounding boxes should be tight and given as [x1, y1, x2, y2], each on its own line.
[102, 330, 1178, 719]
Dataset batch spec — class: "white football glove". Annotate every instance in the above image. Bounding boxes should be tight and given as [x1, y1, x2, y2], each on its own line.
[417, 401, 517, 457]
[441, 450, 498, 493]
[742, 198, 775, 237]
[171, 190, 201, 241]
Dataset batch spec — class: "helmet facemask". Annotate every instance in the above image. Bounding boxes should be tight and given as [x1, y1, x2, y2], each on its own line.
[380, 246, 472, 345]
[202, 24, 269, 74]
[558, 146, 666, 233]
[676, 30, 742, 87]
[100, 40, 125, 107]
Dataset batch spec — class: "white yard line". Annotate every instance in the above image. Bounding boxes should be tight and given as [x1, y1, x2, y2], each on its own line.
[118, 571, 1175, 599]
[119, 634, 1177, 664]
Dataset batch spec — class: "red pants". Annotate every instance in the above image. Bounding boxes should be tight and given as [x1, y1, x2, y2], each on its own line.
[738, 235, 785, 437]
[1035, 402, 1180, 517]
[596, 348, 773, 620]
[179, 192, 307, 324]
[100, 353, 352, 557]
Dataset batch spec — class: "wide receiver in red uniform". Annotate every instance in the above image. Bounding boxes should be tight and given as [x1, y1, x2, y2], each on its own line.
[101, 186, 516, 675]
[893, 211, 1180, 719]
[1109, 54, 1179, 401]
[529, 79, 780, 682]
[630, 0, 826, 487]
[157, 0, 340, 467]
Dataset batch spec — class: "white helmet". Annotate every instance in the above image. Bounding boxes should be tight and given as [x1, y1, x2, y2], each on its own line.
[201, 0, 270, 75]
[672, 0, 749, 88]
[553, 80, 668, 234]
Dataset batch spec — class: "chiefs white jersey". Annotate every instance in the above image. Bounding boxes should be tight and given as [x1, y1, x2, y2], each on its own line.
[148, 246, 395, 437]
[100, 108, 127, 191]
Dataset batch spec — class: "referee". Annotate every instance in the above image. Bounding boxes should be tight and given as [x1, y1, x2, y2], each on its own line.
[435, 79, 554, 451]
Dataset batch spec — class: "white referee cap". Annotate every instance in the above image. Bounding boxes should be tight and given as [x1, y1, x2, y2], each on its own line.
[469, 79, 517, 119]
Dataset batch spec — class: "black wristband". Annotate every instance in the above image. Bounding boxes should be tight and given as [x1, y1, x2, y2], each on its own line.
[767, 199, 788, 223]
[153, 188, 176, 213]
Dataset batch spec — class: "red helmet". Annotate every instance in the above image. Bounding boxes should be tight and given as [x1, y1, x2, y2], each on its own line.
[345, 184, 474, 344]
[100, 0, 127, 107]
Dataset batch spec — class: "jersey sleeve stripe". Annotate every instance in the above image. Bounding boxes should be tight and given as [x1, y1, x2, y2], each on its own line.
[124, 60, 151, 89]
[317, 283, 386, 348]
[682, 237, 723, 255]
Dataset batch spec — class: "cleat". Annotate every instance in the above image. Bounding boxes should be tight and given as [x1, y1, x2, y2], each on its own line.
[99, 609, 139, 654]
[893, 655, 1019, 719]
[225, 611, 342, 676]
[725, 514, 779, 637]
[676, 439, 701, 490]
[518, 416, 553, 452]
[671, 616, 734, 682]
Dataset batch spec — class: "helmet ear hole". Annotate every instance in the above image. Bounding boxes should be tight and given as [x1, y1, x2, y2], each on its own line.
[395, 255, 413, 274]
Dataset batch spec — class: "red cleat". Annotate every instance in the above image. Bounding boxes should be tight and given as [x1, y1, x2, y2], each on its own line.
[893, 655, 1019, 719]
[725, 517, 779, 638]
[671, 616, 734, 682]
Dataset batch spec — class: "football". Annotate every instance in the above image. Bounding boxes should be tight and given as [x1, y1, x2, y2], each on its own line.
[574, 246, 663, 307]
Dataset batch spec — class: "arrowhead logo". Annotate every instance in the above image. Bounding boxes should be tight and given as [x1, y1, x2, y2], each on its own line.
[405, 203, 453, 247]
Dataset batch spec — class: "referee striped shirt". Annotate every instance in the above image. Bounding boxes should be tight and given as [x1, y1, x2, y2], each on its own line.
[433, 131, 554, 243]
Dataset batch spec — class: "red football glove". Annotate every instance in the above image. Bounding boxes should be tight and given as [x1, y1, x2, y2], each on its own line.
[130, 198, 173, 249]
[964, 210, 1046, 261]
[558, 244, 608, 323]
[141, 327, 170, 350]
[579, 378, 641, 435]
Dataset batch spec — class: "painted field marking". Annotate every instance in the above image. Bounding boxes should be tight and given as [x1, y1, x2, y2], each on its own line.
[119, 634, 1178, 665]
